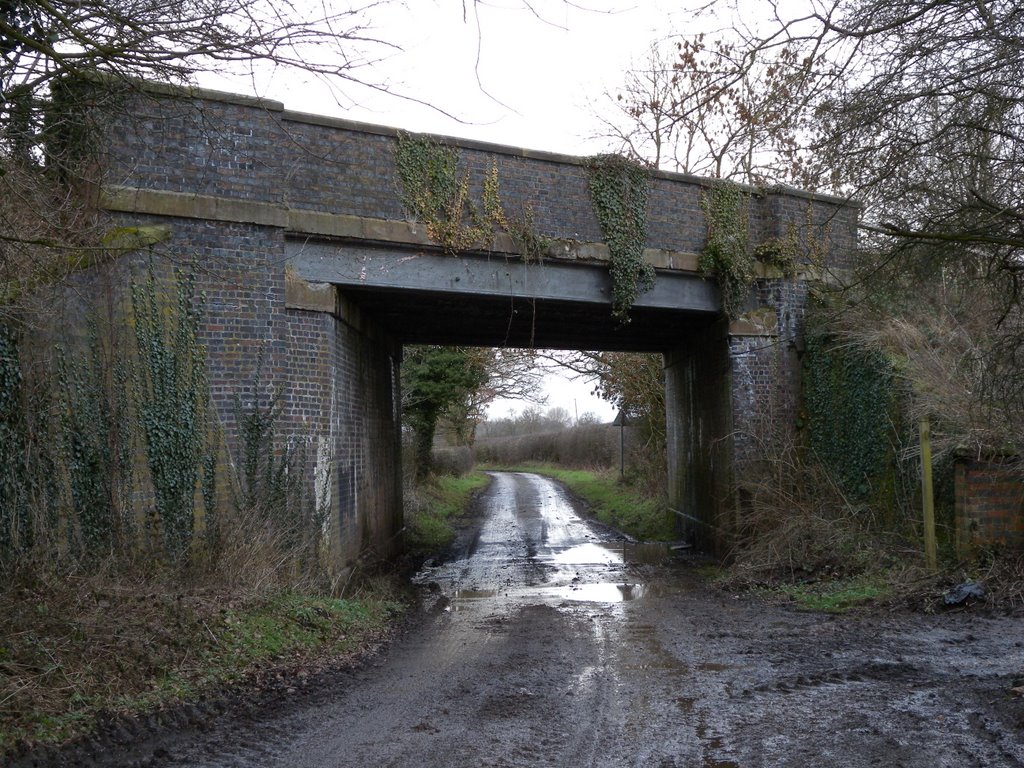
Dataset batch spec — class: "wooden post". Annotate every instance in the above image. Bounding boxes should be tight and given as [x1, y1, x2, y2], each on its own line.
[919, 416, 937, 570]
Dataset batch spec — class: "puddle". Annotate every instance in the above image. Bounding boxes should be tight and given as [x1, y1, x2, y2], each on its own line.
[550, 542, 622, 565]
[449, 582, 649, 608]
[543, 582, 648, 602]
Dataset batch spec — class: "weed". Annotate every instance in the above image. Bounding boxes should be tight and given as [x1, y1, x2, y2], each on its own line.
[0, 576, 405, 753]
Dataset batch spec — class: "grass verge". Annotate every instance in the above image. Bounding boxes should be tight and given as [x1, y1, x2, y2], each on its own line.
[0, 575, 405, 754]
[481, 463, 675, 541]
[404, 471, 492, 555]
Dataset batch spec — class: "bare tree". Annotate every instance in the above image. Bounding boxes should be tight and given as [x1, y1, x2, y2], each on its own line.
[593, 34, 810, 183]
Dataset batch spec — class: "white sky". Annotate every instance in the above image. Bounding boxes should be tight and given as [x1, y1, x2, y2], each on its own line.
[202, 0, 736, 422]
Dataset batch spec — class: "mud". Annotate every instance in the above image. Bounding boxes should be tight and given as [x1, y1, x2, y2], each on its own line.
[17, 471, 1024, 767]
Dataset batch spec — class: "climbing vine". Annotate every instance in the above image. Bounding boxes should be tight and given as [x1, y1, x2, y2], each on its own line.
[803, 328, 898, 502]
[56, 327, 134, 561]
[395, 132, 486, 251]
[0, 326, 31, 561]
[699, 182, 754, 319]
[131, 265, 216, 563]
[586, 153, 653, 322]
[394, 133, 548, 261]
[0, 325, 61, 567]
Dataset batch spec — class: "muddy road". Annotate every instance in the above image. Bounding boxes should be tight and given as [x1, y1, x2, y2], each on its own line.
[138, 472, 1022, 766]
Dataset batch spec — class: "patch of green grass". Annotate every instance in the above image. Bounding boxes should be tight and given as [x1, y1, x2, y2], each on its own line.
[212, 592, 402, 675]
[405, 471, 491, 554]
[773, 575, 892, 613]
[694, 563, 729, 582]
[485, 463, 674, 541]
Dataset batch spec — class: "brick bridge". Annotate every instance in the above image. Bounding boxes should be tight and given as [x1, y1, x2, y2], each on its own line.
[96, 83, 858, 565]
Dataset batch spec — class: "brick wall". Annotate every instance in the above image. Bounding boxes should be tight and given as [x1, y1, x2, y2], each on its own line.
[97, 211, 403, 571]
[955, 458, 1024, 554]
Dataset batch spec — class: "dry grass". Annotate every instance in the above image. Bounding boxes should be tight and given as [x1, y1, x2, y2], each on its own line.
[729, 430, 900, 583]
[0, 507, 407, 753]
[834, 292, 1024, 462]
[725, 430, 1024, 612]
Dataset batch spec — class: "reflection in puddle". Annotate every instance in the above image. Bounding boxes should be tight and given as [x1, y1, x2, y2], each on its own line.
[543, 582, 648, 602]
[452, 582, 648, 607]
[550, 543, 623, 565]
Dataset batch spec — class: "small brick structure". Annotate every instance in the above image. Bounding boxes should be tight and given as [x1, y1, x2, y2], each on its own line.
[955, 456, 1024, 554]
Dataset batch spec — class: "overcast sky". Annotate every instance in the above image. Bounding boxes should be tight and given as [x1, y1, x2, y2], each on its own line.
[203, 0, 737, 422]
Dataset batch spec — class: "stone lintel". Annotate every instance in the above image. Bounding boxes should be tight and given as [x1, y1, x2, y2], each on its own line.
[101, 187, 288, 227]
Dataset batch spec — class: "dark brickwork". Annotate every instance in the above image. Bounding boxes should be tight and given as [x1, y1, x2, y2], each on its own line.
[100, 88, 855, 261]
[955, 458, 1024, 554]
[91, 84, 858, 557]
[665, 320, 735, 554]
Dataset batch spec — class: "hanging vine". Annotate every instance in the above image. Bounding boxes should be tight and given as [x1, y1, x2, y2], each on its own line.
[394, 133, 548, 261]
[699, 182, 755, 319]
[586, 153, 653, 322]
[395, 132, 487, 251]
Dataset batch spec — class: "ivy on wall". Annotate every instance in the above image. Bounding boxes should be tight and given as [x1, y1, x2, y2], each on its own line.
[699, 182, 754, 320]
[131, 265, 216, 562]
[803, 329, 898, 502]
[0, 325, 62, 566]
[57, 331, 117, 558]
[394, 133, 547, 261]
[0, 326, 31, 559]
[586, 154, 654, 322]
[395, 132, 485, 252]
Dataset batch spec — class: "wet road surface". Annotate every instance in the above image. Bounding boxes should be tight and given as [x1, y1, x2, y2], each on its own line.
[154, 471, 1024, 767]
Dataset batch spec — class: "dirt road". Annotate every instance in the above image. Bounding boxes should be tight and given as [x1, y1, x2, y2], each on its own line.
[108, 472, 1024, 766]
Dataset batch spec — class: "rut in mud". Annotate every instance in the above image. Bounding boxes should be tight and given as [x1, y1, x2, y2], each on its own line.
[34, 471, 1024, 767]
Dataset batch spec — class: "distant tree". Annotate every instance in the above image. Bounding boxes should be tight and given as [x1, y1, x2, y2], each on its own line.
[439, 348, 545, 445]
[542, 350, 664, 442]
[401, 345, 489, 479]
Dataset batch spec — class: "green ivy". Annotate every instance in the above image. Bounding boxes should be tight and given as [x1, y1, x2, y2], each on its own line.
[131, 265, 215, 563]
[395, 132, 487, 252]
[0, 325, 31, 560]
[0, 324, 62, 567]
[803, 330, 897, 501]
[57, 334, 115, 558]
[586, 154, 653, 322]
[394, 133, 547, 261]
[699, 182, 754, 319]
